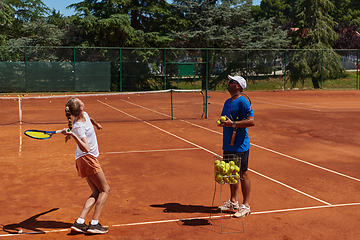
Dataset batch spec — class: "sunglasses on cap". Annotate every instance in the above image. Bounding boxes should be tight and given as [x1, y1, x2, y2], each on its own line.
[228, 79, 238, 84]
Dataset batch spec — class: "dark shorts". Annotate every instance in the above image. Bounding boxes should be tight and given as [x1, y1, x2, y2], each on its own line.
[223, 150, 249, 172]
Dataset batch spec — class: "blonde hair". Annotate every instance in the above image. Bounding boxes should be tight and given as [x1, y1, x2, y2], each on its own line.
[64, 98, 81, 142]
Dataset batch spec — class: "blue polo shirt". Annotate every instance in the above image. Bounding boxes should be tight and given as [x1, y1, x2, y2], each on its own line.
[221, 96, 254, 152]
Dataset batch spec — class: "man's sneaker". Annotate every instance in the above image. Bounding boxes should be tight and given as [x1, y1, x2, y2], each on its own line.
[70, 221, 88, 233]
[87, 223, 108, 234]
[234, 204, 251, 218]
[218, 200, 239, 211]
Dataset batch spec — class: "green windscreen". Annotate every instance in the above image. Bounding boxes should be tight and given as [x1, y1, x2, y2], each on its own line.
[0, 62, 111, 92]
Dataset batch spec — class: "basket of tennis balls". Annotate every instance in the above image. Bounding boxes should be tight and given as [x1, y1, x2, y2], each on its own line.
[214, 154, 241, 184]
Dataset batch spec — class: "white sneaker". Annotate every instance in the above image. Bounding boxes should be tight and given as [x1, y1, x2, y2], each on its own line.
[218, 200, 239, 211]
[234, 204, 251, 218]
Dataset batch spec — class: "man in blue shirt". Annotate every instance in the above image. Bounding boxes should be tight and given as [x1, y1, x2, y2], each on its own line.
[217, 75, 254, 218]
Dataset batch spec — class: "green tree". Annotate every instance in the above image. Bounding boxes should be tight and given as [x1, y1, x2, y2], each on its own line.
[330, 0, 360, 28]
[0, 0, 51, 45]
[289, 0, 345, 89]
[5, 0, 49, 22]
[252, 0, 299, 25]
[172, 0, 253, 48]
[0, 0, 14, 45]
[67, 0, 181, 47]
[5, 19, 65, 46]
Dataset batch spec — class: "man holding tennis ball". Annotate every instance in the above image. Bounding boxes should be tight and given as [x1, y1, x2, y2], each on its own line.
[217, 75, 254, 218]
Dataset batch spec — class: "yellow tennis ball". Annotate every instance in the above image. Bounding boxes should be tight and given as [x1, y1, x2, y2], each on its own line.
[220, 116, 226, 121]
[217, 120, 221, 125]
[49, 101, 51, 103]
[105, 98, 107, 100]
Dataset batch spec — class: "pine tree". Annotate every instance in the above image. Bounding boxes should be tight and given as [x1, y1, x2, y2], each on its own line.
[289, 0, 345, 89]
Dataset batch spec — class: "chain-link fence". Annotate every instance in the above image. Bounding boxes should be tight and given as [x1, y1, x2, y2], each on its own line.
[0, 46, 359, 92]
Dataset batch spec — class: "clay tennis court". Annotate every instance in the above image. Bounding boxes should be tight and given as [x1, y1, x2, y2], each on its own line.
[1, 90, 360, 239]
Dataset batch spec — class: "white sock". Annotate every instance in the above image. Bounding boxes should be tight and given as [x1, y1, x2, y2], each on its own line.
[76, 217, 85, 224]
[91, 219, 99, 225]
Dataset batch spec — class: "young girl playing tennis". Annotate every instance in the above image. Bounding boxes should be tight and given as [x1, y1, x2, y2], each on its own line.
[61, 97, 110, 234]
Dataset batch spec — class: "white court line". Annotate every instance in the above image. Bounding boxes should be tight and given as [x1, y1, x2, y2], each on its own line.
[252, 144, 360, 182]
[103, 148, 200, 154]
[0, 148, 199, 160]
[254, 96, 360, 109]
[97, 100, 330, 205]
[122, 99, 221, 134]
[121, 99, 173, 118]
[253, 97, 360, 112]
[251, 169, 331, 205]
[2, 203, 359, 237]
[174, 118, 360, 183]
[98, 100, 217, 156]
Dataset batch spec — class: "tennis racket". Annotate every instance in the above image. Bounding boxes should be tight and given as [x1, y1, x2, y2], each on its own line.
[24, 129, 68, 140]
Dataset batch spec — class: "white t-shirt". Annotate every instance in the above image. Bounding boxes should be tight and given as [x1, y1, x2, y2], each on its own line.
[72, 112, 99, 159]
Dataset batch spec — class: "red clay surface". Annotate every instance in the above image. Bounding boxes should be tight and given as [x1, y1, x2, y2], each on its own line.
[1, 90, 360, 239]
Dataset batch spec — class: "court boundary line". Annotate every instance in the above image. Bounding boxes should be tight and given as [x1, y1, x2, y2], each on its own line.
[98, 100, 217, 156]
[253, 97, 360, 112]
[97, 101, 331, 205]
[103, 148, 200, 154]
[1, 202, 359, 237]
[172, 118, 360, 183]
[0, 148, 201, 160]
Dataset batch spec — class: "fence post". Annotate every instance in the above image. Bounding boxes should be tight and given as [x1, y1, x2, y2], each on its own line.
[25, 46, 27, 92]
[164, 48, 167, 90]
[171, 89, 173, 120]
[73, 47, 76, 91]
[321, 49, 324, 89]
[119, 48, 122, 92]
[284, 49, 287, 90]
[246, 49, 249, 82]
[205, 49, 209, 119]
[357, 49, 359, 90]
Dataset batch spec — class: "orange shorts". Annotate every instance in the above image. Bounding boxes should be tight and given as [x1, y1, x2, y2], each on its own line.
[76, 155, 102, 178]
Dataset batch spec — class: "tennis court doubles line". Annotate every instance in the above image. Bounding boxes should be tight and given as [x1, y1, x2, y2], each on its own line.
[2, 202, 360, 237]
[98, 100, 331, 206]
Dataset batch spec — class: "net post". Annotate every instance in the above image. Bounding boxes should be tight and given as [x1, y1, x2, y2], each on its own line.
[18, 97, 22, 124]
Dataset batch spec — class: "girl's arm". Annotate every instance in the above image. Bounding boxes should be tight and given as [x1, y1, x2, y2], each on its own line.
[90, 117, 102, 130]
[61, 128, 90, 152]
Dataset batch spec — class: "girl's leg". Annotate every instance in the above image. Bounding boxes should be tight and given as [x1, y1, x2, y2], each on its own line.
[87, 171, 110, 220]
[78, 176, 100, 219]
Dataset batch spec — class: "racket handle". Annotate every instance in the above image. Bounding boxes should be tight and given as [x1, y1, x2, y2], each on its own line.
[55, 130, 62, 134]
[230, 129, 236, 146]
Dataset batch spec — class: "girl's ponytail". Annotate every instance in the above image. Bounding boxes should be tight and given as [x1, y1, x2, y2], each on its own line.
[65, 105, 72, 142]
[65, 98, 80, 142]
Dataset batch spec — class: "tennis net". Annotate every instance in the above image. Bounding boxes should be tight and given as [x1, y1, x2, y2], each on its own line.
[0, 89, 207, 126]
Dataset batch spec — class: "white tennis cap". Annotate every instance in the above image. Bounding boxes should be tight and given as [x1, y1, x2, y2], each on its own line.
[228, 75, 247, 89]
